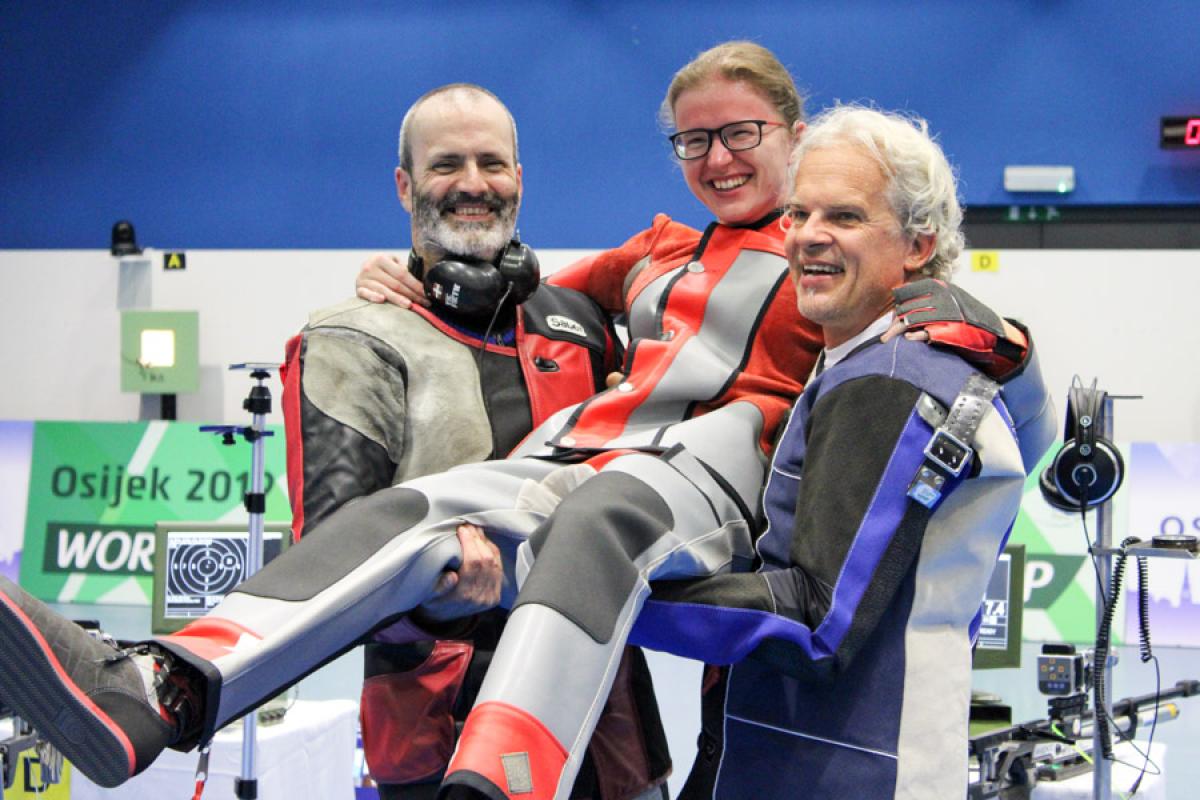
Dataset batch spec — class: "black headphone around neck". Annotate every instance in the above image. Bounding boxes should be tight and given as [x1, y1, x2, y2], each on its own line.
[408, 239, 540, 317]
[1039, 378, 1124, 512]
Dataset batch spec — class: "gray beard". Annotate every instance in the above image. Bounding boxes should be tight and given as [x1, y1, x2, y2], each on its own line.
[412, 189, 519, 261]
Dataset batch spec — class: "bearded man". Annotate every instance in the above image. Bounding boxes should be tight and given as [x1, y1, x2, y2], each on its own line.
[279, 84, 669, 800]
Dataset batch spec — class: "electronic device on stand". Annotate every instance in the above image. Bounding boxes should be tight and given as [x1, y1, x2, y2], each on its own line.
[199, 363, 278, 800]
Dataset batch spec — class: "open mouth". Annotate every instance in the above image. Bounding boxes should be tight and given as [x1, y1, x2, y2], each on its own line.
[446, 203, 493, 220]
[439, 192, 503, 222]
[802, 262, 844, 277]
[710, 175, 750, 192]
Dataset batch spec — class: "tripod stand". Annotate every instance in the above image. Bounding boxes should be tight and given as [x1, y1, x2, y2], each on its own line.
[199, 363, 277, 800]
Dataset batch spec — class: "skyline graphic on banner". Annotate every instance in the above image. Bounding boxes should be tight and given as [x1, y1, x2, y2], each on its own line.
[1124, 442, 1200, 647]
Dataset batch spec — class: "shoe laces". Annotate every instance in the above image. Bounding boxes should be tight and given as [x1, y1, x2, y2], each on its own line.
[95, 642, 200, 742]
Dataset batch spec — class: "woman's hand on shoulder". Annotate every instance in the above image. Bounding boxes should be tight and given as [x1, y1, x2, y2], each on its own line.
[356, 252, 429, 308]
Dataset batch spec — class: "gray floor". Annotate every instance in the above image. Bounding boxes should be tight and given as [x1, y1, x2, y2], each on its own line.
[48, 603, 1200, 799]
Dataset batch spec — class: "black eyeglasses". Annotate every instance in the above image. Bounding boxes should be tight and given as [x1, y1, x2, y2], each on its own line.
[668, 120, 786, 160]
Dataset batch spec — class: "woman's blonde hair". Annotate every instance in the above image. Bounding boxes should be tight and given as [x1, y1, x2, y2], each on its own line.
[659, 41, 805, 130]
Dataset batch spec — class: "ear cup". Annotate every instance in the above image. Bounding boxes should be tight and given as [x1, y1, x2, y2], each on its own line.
[1039, 466, 1081, 512]
[1039, 383, 1124, 511]
[496, 241, 540, 305]
[1047, 437, 1124, 509]
[407, 250, 425, 281]
[423, 258, 507, 316]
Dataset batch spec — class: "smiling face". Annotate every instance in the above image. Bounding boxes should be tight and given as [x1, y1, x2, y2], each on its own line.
[671, 77, 799, 225]
[785, 143, 935, 348]
[396, 90, 522, 262]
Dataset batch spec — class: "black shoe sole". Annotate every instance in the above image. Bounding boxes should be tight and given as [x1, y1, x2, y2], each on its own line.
[0, 591, 134, 787]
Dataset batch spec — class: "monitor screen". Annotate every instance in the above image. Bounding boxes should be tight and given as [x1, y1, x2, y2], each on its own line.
[973, 544, 1025, 670]
[152, 521, 291, 634]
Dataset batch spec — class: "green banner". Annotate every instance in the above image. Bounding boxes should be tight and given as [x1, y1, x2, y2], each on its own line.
[1008, 446, 1129, 645]
[20, 421, 289, 605]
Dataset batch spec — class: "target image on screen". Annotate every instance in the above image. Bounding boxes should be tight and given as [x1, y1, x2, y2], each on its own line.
[152, 521, 291, 634]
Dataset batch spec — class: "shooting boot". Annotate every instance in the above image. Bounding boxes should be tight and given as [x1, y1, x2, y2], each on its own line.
[0, 575, 200, 787]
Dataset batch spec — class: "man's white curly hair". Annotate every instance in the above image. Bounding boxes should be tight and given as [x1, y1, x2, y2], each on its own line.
[791, 105, 964, 281]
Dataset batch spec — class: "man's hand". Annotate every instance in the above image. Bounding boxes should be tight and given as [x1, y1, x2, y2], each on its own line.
[415, 523, 503, 623]
[356, 252, 430, 308]
[888, 279, 1027, 378]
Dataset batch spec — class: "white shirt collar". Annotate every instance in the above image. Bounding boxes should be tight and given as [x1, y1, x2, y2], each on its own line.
[822, 312, 895, 372]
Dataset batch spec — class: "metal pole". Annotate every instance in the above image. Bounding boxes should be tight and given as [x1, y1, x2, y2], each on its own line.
[244, 398, 266, 582]
[237, 368, 272, 800]
[1092, 394, 1114, 800]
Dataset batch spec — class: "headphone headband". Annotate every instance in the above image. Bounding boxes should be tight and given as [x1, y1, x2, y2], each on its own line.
[1067, 383, 1103, 460]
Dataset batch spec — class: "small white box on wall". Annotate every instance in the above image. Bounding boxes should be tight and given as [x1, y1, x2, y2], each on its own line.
[1003, 165, 1075, 193]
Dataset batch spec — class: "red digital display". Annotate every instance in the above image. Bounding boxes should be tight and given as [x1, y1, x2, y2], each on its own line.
[1161, 116, 1200, 149]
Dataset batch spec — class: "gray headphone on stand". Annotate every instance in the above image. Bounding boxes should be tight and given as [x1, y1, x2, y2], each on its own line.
[1039, 378, 1124, 511]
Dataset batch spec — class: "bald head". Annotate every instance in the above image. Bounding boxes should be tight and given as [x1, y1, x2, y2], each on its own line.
[398, 84, 519, 173]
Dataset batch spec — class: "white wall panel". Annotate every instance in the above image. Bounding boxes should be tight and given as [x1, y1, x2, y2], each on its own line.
[2, 248, 1196, 438]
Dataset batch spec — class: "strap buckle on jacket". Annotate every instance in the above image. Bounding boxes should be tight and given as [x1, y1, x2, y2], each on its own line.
[907, 372, 1000, 509]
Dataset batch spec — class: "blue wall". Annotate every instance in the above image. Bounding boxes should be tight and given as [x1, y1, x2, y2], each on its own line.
[2, 0, 1198, 249]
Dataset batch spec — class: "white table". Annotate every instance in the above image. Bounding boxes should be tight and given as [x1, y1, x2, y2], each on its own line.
[72, 699, 357, 800]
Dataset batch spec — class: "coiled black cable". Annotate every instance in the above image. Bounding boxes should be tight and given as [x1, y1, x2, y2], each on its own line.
[1135, 553, 1153, 664]
[1093, 542, 1124, 759]
[1093, 535, 1152, 760]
